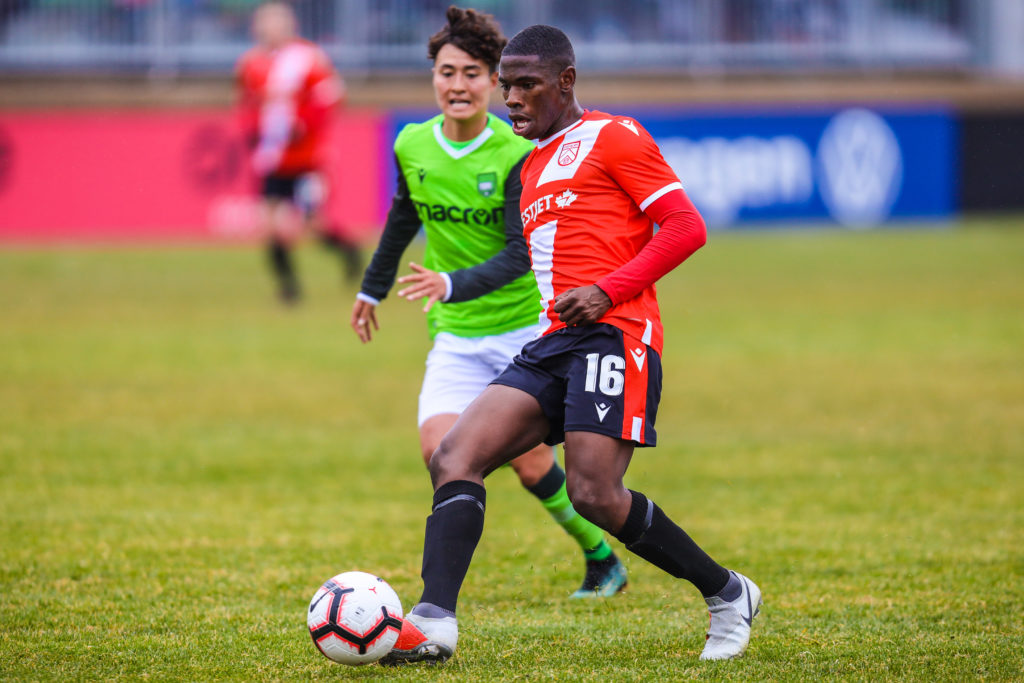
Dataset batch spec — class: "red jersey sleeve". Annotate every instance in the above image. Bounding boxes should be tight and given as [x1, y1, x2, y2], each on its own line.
[592, 118, 707, 304]
[595, 191, 706, 304]
[598, 117, 685, 215]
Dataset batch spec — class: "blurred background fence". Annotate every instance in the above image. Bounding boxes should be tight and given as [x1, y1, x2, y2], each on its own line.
[1, 0, 1022, 76]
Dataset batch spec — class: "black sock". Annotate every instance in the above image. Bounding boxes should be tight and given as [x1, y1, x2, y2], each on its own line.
[417, 480, 486, 614]
[525, 462, 564, 500]
[614, 489, 729, 597]
[266, 239, 298, 297]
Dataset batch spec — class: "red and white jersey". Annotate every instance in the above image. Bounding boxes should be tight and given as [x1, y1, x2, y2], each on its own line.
[519, 110, 684, 353]
[236, 39, 344, 175]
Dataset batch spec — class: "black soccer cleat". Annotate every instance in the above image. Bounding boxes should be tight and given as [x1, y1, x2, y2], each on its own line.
[571, 553, 628, 598]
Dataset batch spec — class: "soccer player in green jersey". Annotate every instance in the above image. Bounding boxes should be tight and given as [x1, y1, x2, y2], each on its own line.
[350, 6, 627, 610]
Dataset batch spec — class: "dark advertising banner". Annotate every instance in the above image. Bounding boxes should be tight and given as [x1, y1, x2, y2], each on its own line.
[960, 113, 1024, 211]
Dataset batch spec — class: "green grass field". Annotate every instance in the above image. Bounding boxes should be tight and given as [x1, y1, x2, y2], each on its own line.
[1, 220, 1022, 680]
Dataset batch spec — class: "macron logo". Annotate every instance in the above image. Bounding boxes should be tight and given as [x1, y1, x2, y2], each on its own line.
[630, 347, 646, 371]
[595, 402, 610, 422]
[619, 119, 639, 136]
[555, 189, 577, 209]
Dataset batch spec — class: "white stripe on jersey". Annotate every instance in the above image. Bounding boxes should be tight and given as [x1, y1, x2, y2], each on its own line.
[529, 219, 558, 332]
[267, 43, 316, 96]
[536, 119, 613, 187]
[535, 119, 585, 149]
[641, 319, 653, 346]
[639, 181, 683, 212]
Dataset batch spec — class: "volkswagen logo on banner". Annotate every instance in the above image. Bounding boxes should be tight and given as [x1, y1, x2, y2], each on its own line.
[817, 109, 903, 227]
[640, 105, 950, 229]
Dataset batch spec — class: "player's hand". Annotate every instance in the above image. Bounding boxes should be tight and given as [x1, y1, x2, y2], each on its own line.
[351, 298, 379, 344]
[397, 262, 447, 313]
[552, 285, 612, 327]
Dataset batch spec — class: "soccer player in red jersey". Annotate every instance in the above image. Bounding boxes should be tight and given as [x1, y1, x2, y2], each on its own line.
[388, 25, 761, 665]
[237, 1, 358, 303]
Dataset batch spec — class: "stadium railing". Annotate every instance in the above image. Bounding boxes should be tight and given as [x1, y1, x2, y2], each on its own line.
[0, 0, 1012, 76]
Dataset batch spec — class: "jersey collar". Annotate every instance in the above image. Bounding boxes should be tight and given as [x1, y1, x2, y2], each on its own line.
[534, 112, 588, 149]
[432, 116, 495, 160]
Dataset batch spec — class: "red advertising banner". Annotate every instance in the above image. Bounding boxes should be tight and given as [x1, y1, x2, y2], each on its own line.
[0, 109, 387, 243]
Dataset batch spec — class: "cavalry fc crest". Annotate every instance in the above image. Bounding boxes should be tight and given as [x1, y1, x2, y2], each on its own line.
[557, 141, 580, 166]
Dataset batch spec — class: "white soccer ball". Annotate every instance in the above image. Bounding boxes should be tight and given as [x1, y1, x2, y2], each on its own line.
[307, 571, 404, 665]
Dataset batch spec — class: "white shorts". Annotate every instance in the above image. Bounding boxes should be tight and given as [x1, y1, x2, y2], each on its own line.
[417, 324, 541, 426]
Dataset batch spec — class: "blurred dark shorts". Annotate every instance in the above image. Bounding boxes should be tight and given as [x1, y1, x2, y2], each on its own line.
[261, 174, 299, 200]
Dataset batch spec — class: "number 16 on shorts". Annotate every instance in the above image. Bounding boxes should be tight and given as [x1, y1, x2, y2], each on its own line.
[571, 331, 662, 446]
[585, 353, 625, 396]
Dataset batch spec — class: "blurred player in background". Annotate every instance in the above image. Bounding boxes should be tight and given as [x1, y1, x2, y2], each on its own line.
[391, 24, 761, 664]
[351, 6, 628, 624]
[237, 1, 360, 304]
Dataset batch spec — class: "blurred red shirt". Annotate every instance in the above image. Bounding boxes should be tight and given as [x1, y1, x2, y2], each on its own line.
[236, 39, 344, 176]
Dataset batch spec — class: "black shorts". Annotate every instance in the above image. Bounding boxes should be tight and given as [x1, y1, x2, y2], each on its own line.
[261, 173, 299, 200]
[492, 323, 662, 447]
[260, 172, 325, 215]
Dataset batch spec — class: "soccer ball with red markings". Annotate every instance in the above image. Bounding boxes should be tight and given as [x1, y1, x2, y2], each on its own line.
[307, 571, 404, 665]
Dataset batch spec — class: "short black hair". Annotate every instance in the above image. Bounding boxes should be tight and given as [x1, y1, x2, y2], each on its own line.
[427, 5, 507, 72]
[502, 24, 575, 75]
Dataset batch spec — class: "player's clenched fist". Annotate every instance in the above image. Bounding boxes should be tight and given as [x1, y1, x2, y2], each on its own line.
[552, 285, 612, 327]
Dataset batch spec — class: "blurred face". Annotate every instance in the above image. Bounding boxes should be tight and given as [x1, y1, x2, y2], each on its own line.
[432, 43, 497, 123]
[499, 55, 572, 140]
[252, 3, 296, 49]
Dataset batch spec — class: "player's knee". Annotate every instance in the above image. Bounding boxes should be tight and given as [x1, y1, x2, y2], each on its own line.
[565, 475, 615, 529]
[427, 435, 469, 487]
[426, 442, 450, 484]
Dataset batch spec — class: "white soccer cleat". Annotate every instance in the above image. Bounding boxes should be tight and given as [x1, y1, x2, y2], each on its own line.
[699, 571, 761, 661]
[378, 611, 458, 665]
